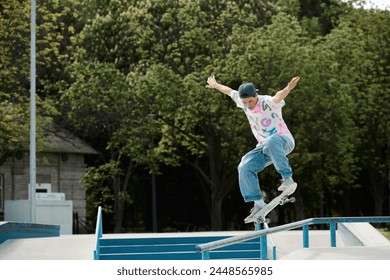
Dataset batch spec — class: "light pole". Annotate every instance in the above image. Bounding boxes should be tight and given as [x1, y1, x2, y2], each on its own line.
[29, 0, 37, 223]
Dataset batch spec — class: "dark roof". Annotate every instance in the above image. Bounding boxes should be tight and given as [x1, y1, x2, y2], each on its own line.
[41, 127, 98, 155]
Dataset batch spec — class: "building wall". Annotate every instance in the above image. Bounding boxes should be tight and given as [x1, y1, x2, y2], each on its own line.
[0, 152, 87, 230]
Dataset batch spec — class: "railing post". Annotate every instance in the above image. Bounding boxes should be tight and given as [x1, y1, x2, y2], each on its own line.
[303, 224, 309, 248]
[202, 250, 210, 260]
[330, 221, 337, 247]
[263, 223, 277, 260]
[94, 206, 103, 260]
[272, 246, 276, 260]
[257, 223, 268, 260]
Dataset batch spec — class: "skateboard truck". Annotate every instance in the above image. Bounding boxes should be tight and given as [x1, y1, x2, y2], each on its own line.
[254, 216, 271, 225]
[279, 196, 296, 205]
[251, 183, 298, 224]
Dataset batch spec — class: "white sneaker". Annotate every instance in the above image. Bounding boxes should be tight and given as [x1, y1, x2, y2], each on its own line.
[278, 177, 295, 192]
[244, 201, 266, 223]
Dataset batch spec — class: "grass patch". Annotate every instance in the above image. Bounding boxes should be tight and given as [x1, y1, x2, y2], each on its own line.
[378, 229, 390, 240]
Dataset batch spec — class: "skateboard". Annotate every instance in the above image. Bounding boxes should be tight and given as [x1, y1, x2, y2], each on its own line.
[247, 182, 297, 224]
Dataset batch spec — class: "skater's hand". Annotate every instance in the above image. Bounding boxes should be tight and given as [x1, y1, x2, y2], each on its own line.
[272, 76, 301, 103]
[287, 76, 300, 91]
[205, 75, 218, 89]
[205, 75, 233, 96]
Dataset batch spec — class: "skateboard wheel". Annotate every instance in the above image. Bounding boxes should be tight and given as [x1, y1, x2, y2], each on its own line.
[290, 197, 296, 203]
[254, 217, 270, 224]
[255, 217, 266, 223]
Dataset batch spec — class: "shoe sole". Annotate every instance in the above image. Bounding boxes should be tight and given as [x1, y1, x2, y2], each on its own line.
[244, 209, 261, 223]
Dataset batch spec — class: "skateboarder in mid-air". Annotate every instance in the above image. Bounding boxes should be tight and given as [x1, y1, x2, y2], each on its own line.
[206, 75, 300, 223]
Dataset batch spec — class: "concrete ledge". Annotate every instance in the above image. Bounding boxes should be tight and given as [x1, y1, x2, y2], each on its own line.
[0, 221, 60, 244]
[280, 245, 390, 260]
[338, 222, 390, 246]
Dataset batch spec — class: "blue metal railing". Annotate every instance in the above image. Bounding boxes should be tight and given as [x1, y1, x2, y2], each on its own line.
[195, 216, 390, 260]
[261, 222, 277, 260]
[92, 209, 389, 260]
[93, 206, 103, 260]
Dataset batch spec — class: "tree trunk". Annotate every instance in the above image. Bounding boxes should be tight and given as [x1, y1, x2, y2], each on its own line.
[113, 176, 123, 233]
[113, 161, 133, 233]
[210, 193, 223, 230]
[369, 167, 385, 216]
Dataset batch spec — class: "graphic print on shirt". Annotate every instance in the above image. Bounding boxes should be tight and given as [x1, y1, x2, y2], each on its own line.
[230, 91, 293, 145]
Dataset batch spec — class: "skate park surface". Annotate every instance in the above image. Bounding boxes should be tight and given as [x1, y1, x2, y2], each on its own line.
[0, 221, 389, 260]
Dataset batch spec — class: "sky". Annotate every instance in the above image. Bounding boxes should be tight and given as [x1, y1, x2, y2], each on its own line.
[354, 0, 390, 10]
[365, 0, 390, 9]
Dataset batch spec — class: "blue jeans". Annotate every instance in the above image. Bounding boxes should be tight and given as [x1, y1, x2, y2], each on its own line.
[238, 134, 295, 202]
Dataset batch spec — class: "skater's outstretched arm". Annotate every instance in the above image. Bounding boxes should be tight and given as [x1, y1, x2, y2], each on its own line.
[272, 76, 301, 104]
[205, 75, 233, 96]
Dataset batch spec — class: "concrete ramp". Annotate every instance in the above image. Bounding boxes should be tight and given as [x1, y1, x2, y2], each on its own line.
[0, 220, 388, 260]
[0, 234, 95, 260]
[281, 222, 390, 260]
[280, 245, 390, 260]
[338, 222, 390, 246]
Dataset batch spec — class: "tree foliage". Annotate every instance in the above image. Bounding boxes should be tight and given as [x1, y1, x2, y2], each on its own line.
[2, 0, 389, 231]
[0, 0, 78, 163]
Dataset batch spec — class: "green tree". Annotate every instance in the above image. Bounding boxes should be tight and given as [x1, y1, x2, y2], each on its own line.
[66, 0, 280, 231]
[62, 61, 138, 232]
[226, 13, 360, 220]
[288, 16, 360, 218]
[60, 0, 390, 231]
[0, 94, 29, 164]
[0, 0, 31, 163]
[1, 0, 77, 163]
[333, 9, 390, 215]
[152, 67, 252, 230]
[298, 0, 352, 36]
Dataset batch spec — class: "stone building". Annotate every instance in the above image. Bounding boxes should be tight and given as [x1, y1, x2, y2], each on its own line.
[0, 127, 97, 233]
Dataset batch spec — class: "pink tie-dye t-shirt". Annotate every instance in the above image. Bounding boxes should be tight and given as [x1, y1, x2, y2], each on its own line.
[230, 90, 294, 146]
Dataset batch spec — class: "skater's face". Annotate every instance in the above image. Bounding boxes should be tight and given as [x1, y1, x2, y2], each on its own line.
[241, 96, 258, 110]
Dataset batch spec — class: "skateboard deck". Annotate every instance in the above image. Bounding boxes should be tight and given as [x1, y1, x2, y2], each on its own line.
[247, 182, 297, 224]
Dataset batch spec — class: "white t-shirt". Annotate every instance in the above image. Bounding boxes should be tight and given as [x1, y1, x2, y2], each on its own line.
[230, 90, 294, 146]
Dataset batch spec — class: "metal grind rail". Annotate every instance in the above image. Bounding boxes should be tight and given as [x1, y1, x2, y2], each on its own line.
[195, 216, 390, 260]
